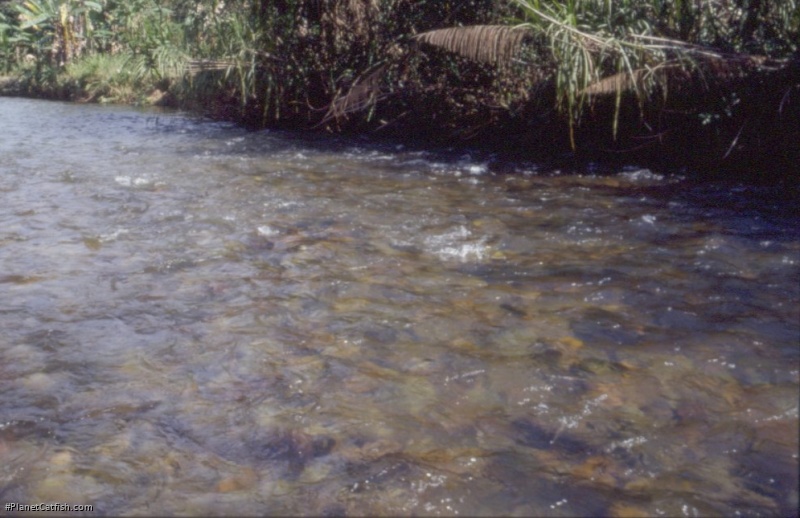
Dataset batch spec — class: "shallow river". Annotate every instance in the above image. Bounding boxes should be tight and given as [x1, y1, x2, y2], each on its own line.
[1, 98, 798, 516]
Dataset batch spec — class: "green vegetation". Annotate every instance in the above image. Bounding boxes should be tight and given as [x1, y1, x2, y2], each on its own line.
[0, 0, 797, 174]
[418, 1, 798, 145]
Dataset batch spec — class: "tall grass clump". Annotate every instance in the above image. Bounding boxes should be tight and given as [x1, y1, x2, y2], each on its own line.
[63, 52, 139, 102]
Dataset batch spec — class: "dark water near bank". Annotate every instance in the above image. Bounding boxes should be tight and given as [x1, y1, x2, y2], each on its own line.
[1, 98, 798, 516]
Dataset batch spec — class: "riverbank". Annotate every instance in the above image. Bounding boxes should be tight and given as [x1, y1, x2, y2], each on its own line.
[0, 75, 19, 96]
[2, 64, 797, 183]
[5, 56, 799, 184]
[1, 0, 797, 181]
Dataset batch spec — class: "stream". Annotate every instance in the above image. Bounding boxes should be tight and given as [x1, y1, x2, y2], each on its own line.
[1, 97, 798, 516]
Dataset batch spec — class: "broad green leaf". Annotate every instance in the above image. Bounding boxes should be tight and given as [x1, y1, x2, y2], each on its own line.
[20, 14, 51, 30]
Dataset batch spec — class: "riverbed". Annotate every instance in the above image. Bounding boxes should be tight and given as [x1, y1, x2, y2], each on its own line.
[1, 97, 798, 516]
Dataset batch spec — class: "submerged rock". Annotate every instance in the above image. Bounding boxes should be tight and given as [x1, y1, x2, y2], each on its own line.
[248, 429, 336, 479]
[511, 418, 594, 457]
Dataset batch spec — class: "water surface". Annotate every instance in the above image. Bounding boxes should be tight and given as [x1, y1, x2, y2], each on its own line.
[1, 98, 798, 516]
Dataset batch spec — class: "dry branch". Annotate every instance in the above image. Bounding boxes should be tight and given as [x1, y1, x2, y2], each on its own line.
[319, 63, 389, 126]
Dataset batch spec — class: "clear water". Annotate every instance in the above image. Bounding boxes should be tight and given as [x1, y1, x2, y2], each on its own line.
[1, 98, 797, 516]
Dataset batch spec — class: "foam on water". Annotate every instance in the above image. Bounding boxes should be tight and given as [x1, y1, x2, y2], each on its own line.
[424, 225, 490, 262]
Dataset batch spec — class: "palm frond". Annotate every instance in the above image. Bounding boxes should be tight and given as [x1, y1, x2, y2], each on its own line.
[582, 68, 648, 96]
[583, 52, 779, 97]
[186, 59, 236, 75]
[414, 25, 527, 67]
[319, 62, 388, 126]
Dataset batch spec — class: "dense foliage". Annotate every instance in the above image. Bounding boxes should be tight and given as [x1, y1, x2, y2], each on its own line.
[1, 0, 798, 174]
